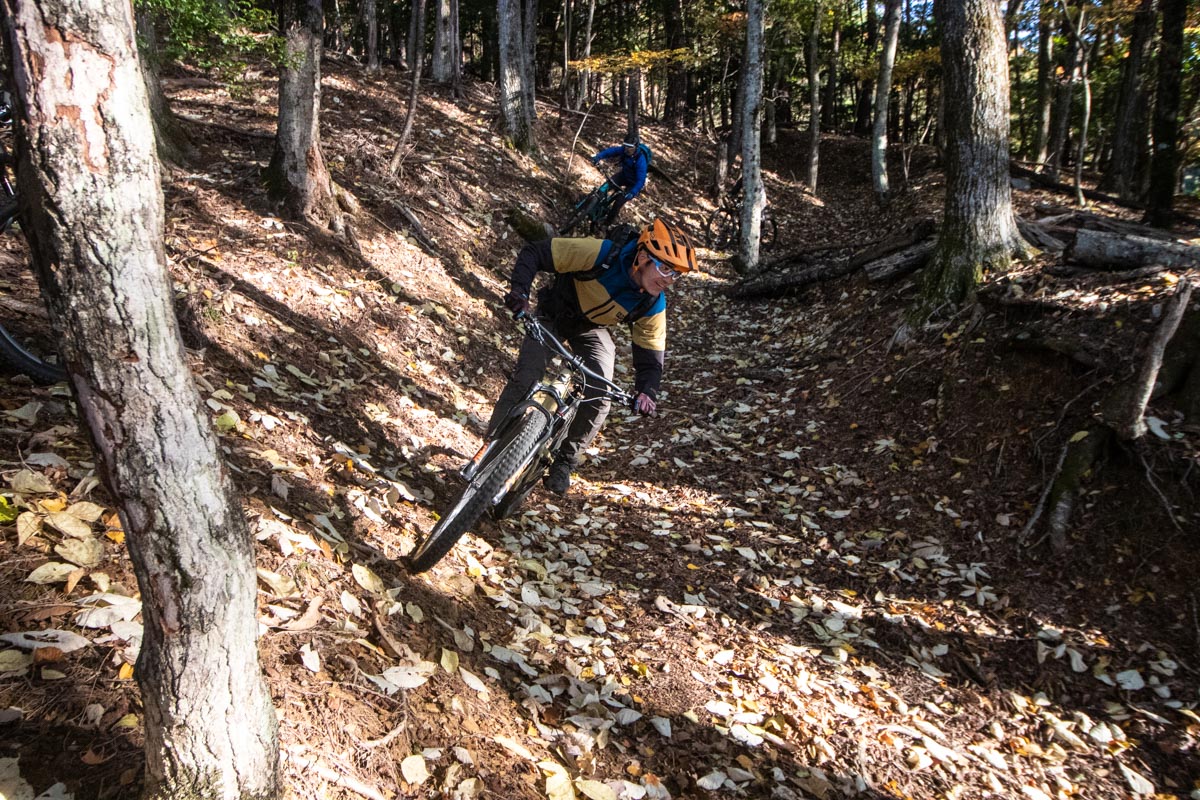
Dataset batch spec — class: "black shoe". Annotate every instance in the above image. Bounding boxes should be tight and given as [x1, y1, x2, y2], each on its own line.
[544, 462, 572, 495]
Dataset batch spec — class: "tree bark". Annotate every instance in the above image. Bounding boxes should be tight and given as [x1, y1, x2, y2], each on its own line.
[918, 0, 1028, 318]
[1, 2, 279, 798]
[267, 0, 341, 229]
[737, 0, 767, 275]
[872, 0, 902, 199]
[134, 7, 193, 166]
[363, 0, 380, 72]
[1145, 0, 1186, 229]
[431, 0, 452, 81]
[806, 0, 822, 192]
[1032, 0, 1055, 165]
[1114, 280, 1194, 440]
[1044, 1, 1082, 180]
[1067, 229, 1200, 271]
[389, 0, 427, 173]
[499, 0, 536, 151]
[1096, 0, 1155, 200]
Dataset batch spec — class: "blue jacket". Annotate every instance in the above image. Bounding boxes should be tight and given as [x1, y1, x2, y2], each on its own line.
[593, 145, 649, 198]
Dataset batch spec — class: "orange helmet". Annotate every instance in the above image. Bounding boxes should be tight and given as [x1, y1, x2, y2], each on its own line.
[637, 218, 697, 275]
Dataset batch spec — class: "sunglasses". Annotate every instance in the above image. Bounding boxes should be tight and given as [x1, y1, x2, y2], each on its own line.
[645, 254, 681, 281]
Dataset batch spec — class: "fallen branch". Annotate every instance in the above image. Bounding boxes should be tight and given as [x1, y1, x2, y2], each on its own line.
[286, 748, 388, 800]
[863, 241, 937, 282]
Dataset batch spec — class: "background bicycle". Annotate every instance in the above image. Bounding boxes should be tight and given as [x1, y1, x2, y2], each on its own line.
[557, 175, 622, 237]
[0, 93, 65, 385]
[407, 314, 633, 573]
[703, 183, 778, 251]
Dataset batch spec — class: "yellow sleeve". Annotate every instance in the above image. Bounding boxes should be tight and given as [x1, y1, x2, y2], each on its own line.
[631, 310, 666, 352]
[549, 238, 607, 274]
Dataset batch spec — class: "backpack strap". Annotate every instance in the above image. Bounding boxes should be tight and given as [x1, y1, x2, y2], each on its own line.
[572, 225, 638, 281]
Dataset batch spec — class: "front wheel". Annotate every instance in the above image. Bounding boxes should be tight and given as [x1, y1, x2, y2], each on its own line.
[704, 207, 737, 250]
[407, 409, 547, 573]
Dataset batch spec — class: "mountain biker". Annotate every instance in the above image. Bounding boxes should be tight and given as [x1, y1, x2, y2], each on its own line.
[590, 133, 650, 227]
[492, 218, 697, 495]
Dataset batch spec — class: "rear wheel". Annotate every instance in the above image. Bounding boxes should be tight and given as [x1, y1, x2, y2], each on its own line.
[407, 409, 547, 573]
[760, 209, 779, 250]
[0, 202, 65, 385]
[704, 207, 737, 250]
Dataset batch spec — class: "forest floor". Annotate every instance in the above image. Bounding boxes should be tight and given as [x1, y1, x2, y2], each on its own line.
[1, 60, 1199, 800]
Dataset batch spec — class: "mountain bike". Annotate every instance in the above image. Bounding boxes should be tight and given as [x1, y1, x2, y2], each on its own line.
[0, 95, 65, 385]
[558, 175, 623, 237]
[407, 314, 635, 573]
[704, 192, 778, 251]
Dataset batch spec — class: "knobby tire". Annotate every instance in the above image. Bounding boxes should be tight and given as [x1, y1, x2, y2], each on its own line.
[0, 198, 66, 385]
[704, 207, 737, 250]
[407, 410, 547, 573]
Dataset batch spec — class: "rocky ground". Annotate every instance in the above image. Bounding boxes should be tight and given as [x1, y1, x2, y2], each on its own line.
[0, 60, 1198, 800]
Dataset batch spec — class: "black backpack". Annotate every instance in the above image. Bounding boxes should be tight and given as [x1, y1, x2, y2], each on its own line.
[573, 223, 639, 281]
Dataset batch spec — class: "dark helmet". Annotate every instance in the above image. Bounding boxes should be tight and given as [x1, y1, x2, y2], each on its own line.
[622, 133, 639, 150]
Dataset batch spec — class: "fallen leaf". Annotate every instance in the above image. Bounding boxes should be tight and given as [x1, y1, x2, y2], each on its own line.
[26, 562, 77, 585]
[351, 563, 385, 594]
[401, 754, 430, 786]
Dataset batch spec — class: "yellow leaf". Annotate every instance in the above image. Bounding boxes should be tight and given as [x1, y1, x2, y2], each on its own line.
[0, 495, 17, 523]
[39, 497, 67, 513]
[113, 713, 139, 728]
[351, 563, 385, 594]
[118, 662, 135, 680]
[441, 648, 459, 673]
[1069, 431, 1089, 443]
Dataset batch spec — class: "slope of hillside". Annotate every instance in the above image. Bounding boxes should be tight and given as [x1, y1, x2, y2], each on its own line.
[0, 62, 1197, 800]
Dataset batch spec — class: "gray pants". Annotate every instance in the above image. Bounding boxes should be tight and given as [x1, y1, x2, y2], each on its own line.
[485, 319, 616, 469]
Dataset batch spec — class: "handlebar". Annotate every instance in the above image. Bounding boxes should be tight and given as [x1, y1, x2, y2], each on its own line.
[518, 313, 637, 409]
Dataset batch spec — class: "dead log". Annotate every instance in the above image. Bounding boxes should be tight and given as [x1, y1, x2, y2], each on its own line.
[730, 258, 856, 298]
[1016, 217, 1067, 253]
[1067, 228, 1200, 271]
[863, 241, 937, 282]
[846, 218, 935, 269]
[1045, 264, 1170, 281]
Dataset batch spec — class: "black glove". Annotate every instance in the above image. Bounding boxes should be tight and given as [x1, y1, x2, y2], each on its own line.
[504, 290, 529, 318]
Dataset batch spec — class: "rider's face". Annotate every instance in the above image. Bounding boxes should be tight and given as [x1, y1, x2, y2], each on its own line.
[634, 250, 678, 294]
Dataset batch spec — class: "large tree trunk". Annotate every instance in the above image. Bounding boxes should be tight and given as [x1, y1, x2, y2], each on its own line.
[918, 0, 1028, 318]
[0, 2, 280, 798]
[499, 0, 536, 151]
[872, 0, 902, 199]
[267, 0, 341, 229]
[853, 0, 878, 135]
[1096, 0, 1155, 200]
[1145, 0, 1186, 229]
[738, 0, 767, 275]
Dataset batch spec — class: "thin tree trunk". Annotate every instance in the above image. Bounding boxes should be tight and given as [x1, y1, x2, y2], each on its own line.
[1033, 0, 1055, 164]
[739, 0, 767, 274]
[390, 0, 427, 172]
[807, 0, 822, 191]
[499, 0, 535, 151]
[1045, 1, 1082, 179]
[821, 4, 840, 131]
[432, 0, 451, 81]
[872, 0, 903, 199]
[1, 2, 280, 797]
[363, 0, 380, 72]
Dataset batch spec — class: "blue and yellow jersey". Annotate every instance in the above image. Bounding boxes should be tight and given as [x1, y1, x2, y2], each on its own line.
[510, 237, 666, 398]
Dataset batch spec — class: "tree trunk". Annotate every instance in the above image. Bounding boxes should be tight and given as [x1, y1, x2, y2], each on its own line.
[1, 2, 279, 798]
[806, 0, 822, 192]
[267, 0, 340, 229]
[1067, 228, 1200, 270]
[1145, 0, 1186, 229]
[134, 7, 193, 166]
[872, 0, 902, 199]
[363, 0, 380, 72]
[854, 0, 878, 135]
[738, 0, 767, 275]
[1033, 0, 1055, 165]
[1097, 0, 1155, 200]
[499, 0, 536, 151]
[918, 0, 1028, 319]
[431, 0, 452, 81]
[821, 4, 840, 131]
[389, 0, 427, 172]
[1045, 2, 1082, 180]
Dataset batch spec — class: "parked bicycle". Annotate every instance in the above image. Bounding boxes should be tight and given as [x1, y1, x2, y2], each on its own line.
[704, 184, 778, 251]
[0, 93, 65, 385]
[407, 314, 635, 573]
[558, 175, 623, 237]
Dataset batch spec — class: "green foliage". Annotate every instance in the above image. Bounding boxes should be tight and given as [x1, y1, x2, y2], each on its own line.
[136, 0, 282, 78]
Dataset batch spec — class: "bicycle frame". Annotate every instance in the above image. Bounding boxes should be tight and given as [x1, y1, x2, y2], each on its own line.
[462, 315, 632, 495]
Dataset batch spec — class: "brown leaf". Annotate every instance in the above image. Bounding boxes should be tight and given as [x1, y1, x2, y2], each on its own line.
[33, 646, 64, 664]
